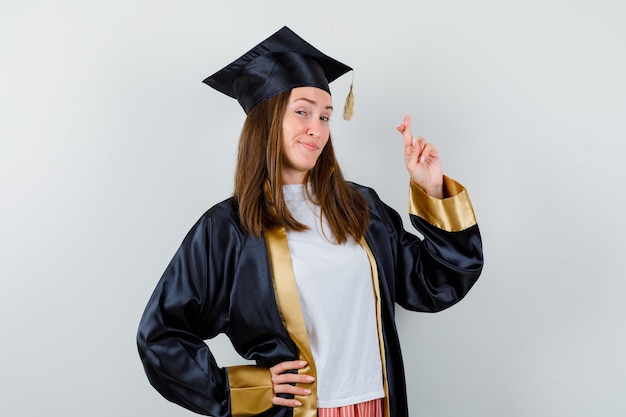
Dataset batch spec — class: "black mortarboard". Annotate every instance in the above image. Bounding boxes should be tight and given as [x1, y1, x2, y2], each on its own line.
[203, 26, 354, 118]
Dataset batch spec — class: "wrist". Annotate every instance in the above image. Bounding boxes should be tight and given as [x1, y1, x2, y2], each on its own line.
[426, 186, 444, 199]
[412, 180, 444, 199]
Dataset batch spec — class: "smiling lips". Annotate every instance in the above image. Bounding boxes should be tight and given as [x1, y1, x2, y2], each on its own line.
[298, 140, 320, 151]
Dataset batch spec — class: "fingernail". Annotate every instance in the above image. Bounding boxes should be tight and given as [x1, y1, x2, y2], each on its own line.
[305, 376, 315, 382]
[298, 361, 307, 366]
[294, 401, 302, 407]
[304, 389, 312, 395]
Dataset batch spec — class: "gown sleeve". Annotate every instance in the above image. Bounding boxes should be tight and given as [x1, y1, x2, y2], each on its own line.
[136, 211, 273, 416]
[370, 176, 483, 312]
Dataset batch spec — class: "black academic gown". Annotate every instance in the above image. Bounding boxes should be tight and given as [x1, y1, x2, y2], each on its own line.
[137, 177, 483, 417]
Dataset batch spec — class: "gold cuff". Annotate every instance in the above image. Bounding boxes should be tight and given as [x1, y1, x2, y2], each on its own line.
[409, 176, 477, 232]
[228, 365, 273, 417]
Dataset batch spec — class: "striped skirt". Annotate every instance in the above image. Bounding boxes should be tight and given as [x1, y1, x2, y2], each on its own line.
[318, 398, 383, 417]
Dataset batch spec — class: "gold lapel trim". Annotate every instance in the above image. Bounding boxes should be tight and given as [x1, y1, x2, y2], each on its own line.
[360, 237, 391, 417]
[264, 227, 318, 417]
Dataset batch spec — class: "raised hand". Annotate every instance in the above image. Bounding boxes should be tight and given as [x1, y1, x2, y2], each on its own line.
[396, 114, 444, 198]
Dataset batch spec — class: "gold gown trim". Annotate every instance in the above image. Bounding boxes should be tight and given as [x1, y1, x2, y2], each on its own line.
[409, 176, 477, 232]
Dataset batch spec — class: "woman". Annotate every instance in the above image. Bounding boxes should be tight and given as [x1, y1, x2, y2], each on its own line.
[137, 26, 483, 417]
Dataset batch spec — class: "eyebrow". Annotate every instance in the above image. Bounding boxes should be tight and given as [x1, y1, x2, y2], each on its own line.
[292, 97, 333, 110]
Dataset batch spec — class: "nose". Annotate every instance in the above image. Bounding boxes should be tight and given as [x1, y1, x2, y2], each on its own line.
[306, 118, 321, 138]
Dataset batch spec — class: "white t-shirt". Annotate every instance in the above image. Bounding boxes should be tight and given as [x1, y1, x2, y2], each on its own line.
[283, 184, 384, 408]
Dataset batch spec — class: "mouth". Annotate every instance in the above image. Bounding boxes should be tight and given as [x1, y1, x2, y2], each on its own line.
[298, 140, 319, 151]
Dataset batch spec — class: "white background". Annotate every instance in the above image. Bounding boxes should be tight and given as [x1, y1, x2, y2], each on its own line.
[1, 1, 625, 416]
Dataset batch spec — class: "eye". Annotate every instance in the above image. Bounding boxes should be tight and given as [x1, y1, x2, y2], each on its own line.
[295, 110, 307, 117]
[320, 115, 330, 122]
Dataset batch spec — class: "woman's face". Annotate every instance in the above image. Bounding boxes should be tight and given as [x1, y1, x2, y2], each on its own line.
[281, 86, 333, 184]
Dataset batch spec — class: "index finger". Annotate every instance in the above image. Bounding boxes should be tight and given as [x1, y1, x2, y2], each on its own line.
[396, 114, 415, 147]
[270, 360, 307, 375]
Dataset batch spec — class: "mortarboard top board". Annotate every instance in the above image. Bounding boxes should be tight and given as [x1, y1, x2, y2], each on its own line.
[203, 26, 353, 117]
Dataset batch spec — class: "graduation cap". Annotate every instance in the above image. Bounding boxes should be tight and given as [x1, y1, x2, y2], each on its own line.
[203, 26, 354, 119]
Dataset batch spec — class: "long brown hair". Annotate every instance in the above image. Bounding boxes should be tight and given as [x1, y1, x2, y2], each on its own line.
[233, 90, 369, 244]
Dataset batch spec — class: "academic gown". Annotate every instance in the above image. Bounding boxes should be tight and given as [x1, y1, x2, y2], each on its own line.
[137, 177, 483, 417]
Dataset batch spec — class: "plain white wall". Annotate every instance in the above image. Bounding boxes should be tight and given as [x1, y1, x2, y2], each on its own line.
[1, 1, 625, 416]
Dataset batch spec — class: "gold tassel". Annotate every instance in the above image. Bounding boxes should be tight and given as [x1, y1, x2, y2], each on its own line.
[342, 71, 355, 121]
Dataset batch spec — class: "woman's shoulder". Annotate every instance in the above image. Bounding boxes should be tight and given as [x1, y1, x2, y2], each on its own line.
[189, 196, 244, 234]
[347, 181, 383, 205]
[171, 196, 256, 252]
[198, 197, 239, 225]
[201, 196, 238, 220]
[347, 181, 401, 229]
